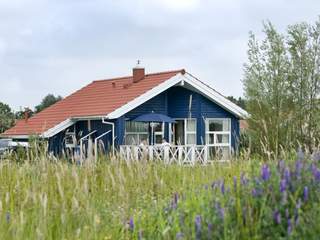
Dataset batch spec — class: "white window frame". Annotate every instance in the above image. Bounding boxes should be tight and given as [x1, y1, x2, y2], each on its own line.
[185, 118, 197, 146]
[170, 118, 197, 145]
[124, 121, 149, 145]
[153, 122, 164, 145]
[205, 118, 231, 150]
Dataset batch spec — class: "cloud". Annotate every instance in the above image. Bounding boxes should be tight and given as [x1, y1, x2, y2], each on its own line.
[0, 0, 319, 110]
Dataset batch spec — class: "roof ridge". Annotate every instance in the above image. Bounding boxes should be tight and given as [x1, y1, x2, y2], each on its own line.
[92, 69, 185, 83]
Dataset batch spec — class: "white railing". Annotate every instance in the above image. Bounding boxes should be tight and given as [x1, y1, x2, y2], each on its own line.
[119, 145, 215, 165]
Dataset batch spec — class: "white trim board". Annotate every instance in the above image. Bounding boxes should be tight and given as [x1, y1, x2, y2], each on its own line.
[106, 72, 249, 120]
[42, 115, 107, 138]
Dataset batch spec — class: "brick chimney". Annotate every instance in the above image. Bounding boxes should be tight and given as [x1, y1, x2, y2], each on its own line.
[132, 60, 145, 83]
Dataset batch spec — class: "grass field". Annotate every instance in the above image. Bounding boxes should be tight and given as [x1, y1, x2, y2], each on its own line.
[0, 150, 319, 239]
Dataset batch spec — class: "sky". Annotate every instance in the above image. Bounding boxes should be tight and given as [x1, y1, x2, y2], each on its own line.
[0, 0, 319, 111]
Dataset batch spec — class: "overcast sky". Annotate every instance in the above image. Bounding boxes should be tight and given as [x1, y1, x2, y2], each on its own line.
[0, 0, 319, 111]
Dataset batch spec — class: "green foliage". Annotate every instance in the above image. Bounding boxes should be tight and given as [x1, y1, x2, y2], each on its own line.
[244, 18, 320, 155]
[227, 96, 247, 110]
[0, 102, 15, 133]
[35, 94, 62, 113]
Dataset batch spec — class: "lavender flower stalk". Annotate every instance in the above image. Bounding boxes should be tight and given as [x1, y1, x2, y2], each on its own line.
[261, 164, 271, 181]
[195, 215, 202, 240]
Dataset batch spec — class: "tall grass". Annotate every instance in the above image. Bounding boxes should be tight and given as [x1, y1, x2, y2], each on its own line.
[0, 147, 319, 239]
[0, 154, 252, 240]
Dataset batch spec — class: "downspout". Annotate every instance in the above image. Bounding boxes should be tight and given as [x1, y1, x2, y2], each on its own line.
[102, 118, 115, 156]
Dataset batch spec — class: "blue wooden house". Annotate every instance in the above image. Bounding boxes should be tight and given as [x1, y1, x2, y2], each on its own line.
[3, 67, 248, 161]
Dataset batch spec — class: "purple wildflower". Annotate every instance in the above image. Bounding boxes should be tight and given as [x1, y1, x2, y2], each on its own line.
[280, 179, 286, 192]
[278, 160, 285, 172]
[215, 202, 224, 220]
[195, 215, 202, 240]
[313, 168, 320, 182]
[233, 176, 237, 192]
[295, 160, 303, 178]
[303, 186, 308, 202]
[287, 218, 292, 235]
[240, 172, 248, 185]
[252, 188, 257, 197]
[129, 217, 134, 232]
[273, 210, 281, 224]
[176, 232, 184, 239]
[5, 212, 10, 223]
[171, 193, 179, 209]
[294, 201, 300, 226]
[174, 193, 179, 202]
[219, 207, 225, 220]
[284, 168, 291, 182]
[207, 223, 213, 239]
[261, 164, 271, 181]
[220, 180, 225, 195]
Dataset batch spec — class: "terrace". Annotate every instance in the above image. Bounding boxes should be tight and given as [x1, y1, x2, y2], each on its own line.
[119, 144, 230, 165]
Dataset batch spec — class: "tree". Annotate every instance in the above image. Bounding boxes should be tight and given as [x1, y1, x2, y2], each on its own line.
[243, 21, 291, 156]
[35, 94, 62, 113]
[287, 21, 320, 149]
[227, 96, 247, 110]
[244, 18, 320, 155]
[0, 102, 14, 134]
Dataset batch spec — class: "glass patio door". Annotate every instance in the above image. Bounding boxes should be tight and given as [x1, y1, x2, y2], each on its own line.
[170, 119, 196, 145]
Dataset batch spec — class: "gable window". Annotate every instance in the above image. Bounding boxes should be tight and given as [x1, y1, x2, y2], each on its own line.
[205, 118, 231, 159]
[125, 121, 149, 145]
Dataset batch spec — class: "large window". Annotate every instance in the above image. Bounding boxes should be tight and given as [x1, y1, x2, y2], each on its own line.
[205, 118, 231, 159]
[125, 121, 149, 145]
[186, 119, 196, 145]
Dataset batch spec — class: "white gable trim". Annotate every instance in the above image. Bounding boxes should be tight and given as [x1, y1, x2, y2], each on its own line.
[42, 119, 75, 138]
[42, 115, 107, 138]
[106, 72, 248, 119]
[183, 73, 249, 118]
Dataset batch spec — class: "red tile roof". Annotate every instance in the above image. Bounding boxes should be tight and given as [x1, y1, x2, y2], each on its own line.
[3, 69, 184, 136]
